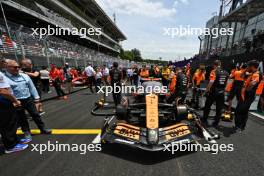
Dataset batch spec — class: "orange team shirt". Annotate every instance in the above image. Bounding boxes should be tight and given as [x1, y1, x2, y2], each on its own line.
[244, 72, 260, 90]
[234, 69, 245, 81]
[140, 70, 149, 78]
[209, 69, 216, 81]
[193, 71, 205, 86]
[241, 72, 260, 100]
[169, 75, 177, 92]
[229, 69, 236, 79]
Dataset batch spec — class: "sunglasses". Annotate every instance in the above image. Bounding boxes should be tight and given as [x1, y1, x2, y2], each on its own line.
[8, 66, 20, 69]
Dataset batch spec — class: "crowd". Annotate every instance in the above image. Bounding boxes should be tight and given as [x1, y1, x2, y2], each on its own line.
[0, 56, 264, 154]
[0, 56, 87, 154]
[89, 60, 264, 133]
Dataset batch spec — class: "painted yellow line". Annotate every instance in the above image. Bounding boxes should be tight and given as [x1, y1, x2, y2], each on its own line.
[16, 129, 101, 135]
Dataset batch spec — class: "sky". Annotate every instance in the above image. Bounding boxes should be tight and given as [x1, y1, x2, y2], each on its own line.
[96, 0, 220, 61]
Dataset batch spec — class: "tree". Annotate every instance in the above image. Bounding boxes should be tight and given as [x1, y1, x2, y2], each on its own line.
[119, 47, 166, 64]
[131, 48, 142, 62]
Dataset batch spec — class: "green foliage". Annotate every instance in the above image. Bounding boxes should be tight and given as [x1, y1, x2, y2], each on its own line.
[119, 48, 167, 65]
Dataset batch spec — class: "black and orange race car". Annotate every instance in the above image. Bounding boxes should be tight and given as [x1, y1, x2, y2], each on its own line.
[91, 78, 219, 151]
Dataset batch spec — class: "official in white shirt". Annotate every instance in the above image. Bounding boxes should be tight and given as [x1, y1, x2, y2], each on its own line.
[85, 63, 96, 93]
[102, 65, 109, 85]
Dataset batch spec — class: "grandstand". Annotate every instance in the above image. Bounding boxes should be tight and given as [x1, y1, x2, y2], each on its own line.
[197, 0, 264, 69]
[0, 0, 129, 68]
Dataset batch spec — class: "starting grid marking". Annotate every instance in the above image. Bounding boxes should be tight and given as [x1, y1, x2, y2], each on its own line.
[16, 129, 101, 135]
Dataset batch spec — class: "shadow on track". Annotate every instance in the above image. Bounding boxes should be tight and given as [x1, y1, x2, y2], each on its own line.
[98, 143, 194, 165]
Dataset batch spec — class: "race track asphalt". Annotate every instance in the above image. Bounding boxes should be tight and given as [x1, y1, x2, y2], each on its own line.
[0, 89, 264, 176]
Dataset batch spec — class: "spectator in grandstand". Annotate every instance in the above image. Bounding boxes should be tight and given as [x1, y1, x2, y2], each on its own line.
[95, 68, 102, 93]
[50, 64, 67, 100]
[102, 65, 110, 85]
[63, 63, 73, 95]
[20, 58, 44, 114]
[235, 60, 261, 132]
[4, 60, 52, 140]
[85, 63, 96, 93]
[0, 71, 29, 154]
[40, 66, 50, 93]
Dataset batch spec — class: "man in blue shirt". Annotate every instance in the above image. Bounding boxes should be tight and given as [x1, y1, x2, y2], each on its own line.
[5, 60, 51, 139]
[0, 71, 29, 153]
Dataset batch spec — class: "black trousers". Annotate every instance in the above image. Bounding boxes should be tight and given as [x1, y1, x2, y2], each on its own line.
[53, 80, 65, 97]
[0, 102, 18, 149]
[192, 86, 201, 108]
[228, 86, 242, 101]
[95, 78, 101, 93]
[162, 78, 169, 88]
[167, 92, 186, 104]
[133, 77, 138, 87]
[203, 92, 225, 124]
[235, 93, 256, 130]
[16, 98, 46, 132]
[111, 83, 121, 106]
[88, 76, 95, 93]
[41, 79, 50, 93]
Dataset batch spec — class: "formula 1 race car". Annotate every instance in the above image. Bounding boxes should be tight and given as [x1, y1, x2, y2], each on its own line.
[91, 78, 219, 151]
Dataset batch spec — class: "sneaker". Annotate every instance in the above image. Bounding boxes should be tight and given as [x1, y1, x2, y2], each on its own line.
[20, 138, 32, 144]
[5, 143, 28, 154]
[24, 132, 32, 140]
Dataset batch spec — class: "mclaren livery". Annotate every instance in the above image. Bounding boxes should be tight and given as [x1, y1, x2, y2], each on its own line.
[91, 78, 219, 151]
